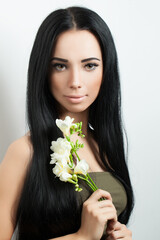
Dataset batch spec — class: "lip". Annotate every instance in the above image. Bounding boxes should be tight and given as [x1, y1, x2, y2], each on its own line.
[64, 95, 87, 103]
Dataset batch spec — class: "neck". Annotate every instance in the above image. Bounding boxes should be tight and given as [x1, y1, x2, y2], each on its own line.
[59, 110, 89, 137]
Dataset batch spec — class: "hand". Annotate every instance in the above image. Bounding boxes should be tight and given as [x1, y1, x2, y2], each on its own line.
[106, 221, 132, 240]
[77, 189, 117, 240]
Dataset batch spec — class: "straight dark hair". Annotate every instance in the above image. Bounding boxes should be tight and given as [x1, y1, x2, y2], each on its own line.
[15, 6, 134, 239]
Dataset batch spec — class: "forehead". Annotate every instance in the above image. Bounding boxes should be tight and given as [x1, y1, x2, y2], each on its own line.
[52, 29, 102, 59]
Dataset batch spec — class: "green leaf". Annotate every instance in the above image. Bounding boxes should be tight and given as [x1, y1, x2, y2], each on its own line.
[70, 129, 73, 135]
[76, 139, 79, 147]
[66, 136, 70, 142]
[71, 142, 74, 148]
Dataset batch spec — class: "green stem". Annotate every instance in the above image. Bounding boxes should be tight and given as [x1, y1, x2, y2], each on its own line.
[87, 173, 98, 190]
[85, 179, 97, 192]
[77, 175, 97, 192]
[77, 175, 87, 181]
[67, 179, 77, 184]
[74, 150, 81, 162]
[69, 154, 73, 166]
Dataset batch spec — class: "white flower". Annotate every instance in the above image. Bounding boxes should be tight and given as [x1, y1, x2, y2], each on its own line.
[50, 152, 70, 164]
[52, 160, 73, 182]
[74, 159, 89, 175]
[59, 172, 73, 182]
[56, 116, 76, 136]
[50, 137, 71, 155]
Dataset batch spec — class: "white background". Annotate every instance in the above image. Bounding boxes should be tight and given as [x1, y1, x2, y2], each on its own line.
[0, 0, 160, 239]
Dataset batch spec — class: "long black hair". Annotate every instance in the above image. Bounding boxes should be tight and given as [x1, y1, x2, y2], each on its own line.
[15, 6, 134, 239]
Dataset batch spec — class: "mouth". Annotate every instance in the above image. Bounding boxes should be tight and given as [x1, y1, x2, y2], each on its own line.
[64, 95, 87, 103]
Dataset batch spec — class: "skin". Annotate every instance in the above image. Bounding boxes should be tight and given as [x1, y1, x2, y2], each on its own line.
[0, 29, 132, 240]
[49, 29, 103, 133]
[0, 135, 32, 239]
[106, 221, 132, 240]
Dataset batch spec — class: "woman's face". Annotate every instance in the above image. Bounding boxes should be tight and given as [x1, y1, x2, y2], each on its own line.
[49, 29, 103, 114]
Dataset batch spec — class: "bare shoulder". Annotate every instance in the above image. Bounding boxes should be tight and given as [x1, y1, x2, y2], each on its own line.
[0, 132, 33, 197]
[3, 133, 33, 165]
[0, 133, 33, 237]
[0, 132, 33, 195]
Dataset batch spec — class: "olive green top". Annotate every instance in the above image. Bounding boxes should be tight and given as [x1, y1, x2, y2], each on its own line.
[76, 171, 127, 235]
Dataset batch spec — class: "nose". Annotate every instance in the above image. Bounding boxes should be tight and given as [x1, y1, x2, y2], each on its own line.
[68, 66, 82, 89]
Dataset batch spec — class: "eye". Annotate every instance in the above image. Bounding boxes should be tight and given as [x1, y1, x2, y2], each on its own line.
[85, 63, 99, 71]
[51, 63, 66, 71]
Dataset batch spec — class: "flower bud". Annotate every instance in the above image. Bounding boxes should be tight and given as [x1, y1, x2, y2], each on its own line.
[72, 174, 78, 181]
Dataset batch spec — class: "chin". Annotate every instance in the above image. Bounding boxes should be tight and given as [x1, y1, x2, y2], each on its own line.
[62, 104, 89, 114]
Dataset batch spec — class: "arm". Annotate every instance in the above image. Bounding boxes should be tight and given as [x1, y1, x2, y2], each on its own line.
[49, 190, 117, 240]
[0, 136, 32, 239]
[0, 137, 117, 240]
[1, 138, 82, 240]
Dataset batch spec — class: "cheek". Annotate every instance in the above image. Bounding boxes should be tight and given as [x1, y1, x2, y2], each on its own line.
[88, 74, 102, 94]
[50, 75, 63, 93]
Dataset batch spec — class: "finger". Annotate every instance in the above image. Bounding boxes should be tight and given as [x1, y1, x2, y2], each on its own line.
[106, 220, 121, 234]
[83, 199, 114, 214]
[98, 199, 113, 208]
[108, 224, 132, 239]
[102, 209, 117, 223]
[109, 229, 125, 239]
[111, 221, 122, 230]
[106, 220, 117, 234]
[88, 189, 112, 203]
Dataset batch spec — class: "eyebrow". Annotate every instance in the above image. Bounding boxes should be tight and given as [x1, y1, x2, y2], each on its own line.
[50, 57, 101, 62]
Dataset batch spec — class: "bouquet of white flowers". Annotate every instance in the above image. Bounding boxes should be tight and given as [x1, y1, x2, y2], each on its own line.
[50, 116, 98, 192]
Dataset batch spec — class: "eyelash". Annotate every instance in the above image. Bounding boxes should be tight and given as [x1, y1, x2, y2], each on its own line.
[51, 63, 99, 71]
[85, 63, 99, 71]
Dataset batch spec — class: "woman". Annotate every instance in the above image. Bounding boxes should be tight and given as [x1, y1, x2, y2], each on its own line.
[0, 6, 134, 240]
